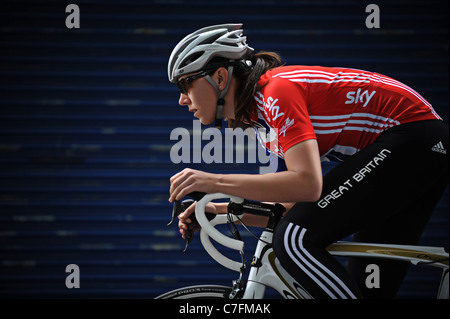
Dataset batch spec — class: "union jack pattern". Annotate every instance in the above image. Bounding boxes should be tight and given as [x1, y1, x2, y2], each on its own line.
[252, 66, 441, 161]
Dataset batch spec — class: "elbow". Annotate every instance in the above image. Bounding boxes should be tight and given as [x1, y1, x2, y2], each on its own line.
[311, 188, 322, 203]
[306, 177, 322, 202]
[291, 172, 323, 203]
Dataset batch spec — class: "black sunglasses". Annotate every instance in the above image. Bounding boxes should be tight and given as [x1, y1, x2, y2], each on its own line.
[177, 71, 209, 94]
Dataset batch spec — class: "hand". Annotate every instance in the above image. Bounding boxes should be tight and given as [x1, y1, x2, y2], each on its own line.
[178, 201, 218, 239]
[169, 168, 219, 203]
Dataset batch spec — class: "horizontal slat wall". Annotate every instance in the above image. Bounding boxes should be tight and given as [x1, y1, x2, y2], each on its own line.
[0, 0, 448, 299]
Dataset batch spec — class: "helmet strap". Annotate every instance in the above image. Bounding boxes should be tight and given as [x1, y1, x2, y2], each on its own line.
[205, 65, 234, 129]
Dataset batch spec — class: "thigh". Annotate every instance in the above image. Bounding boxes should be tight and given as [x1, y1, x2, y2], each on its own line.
[347, 167, 449, 298]
[282, 120, 449, 246]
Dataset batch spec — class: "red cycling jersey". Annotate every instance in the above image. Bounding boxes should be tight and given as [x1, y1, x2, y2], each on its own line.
[251, 65, 441, 161]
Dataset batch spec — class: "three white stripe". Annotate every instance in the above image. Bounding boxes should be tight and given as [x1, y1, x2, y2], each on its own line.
[275, 69, 439, 119]
[284, 223, 357, 299]
[311, 113, 400, 135]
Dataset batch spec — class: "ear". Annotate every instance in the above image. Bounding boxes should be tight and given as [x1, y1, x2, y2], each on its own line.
[214, 67, 228, 90]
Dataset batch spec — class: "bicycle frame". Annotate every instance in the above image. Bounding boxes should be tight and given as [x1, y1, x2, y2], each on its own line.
[243, 228, 314, 299]
[243, 229, 449, 299]
[189, 193, 449, 299]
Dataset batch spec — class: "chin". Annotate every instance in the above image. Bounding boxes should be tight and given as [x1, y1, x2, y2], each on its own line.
[199, 117, 214, 126]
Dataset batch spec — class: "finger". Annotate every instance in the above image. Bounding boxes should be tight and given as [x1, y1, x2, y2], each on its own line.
[178, 218, 191, 225]
[179, 201, 196, 219]
[169, 170, 187, 201]
[170, 168, 194, 189]
[191, 224, 200, 234]
[169, 170, 192, 202]
[171, 176, 196, 202]
[169, 169, 187, 184]
[174, 177, 198, 201]
[178, 220, 190, 229]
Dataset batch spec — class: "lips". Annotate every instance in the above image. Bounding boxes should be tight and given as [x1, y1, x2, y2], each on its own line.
[189, 108, 198, 117]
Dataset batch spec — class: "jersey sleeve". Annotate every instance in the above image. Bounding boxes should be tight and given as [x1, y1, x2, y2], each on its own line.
[263, 77, 316, 154]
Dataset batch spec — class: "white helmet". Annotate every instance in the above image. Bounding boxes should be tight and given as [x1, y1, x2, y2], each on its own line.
[168, 23, 253, 83]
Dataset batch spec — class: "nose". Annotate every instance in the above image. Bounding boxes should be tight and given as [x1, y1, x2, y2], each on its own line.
[178, 93, 191, 106]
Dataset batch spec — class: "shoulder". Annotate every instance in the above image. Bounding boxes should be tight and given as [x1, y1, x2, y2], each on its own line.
[256, 66, 310, 109]
[258, 66, 306, 99]
[254, 69, 310, 126]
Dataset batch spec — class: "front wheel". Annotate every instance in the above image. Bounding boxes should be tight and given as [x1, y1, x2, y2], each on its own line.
[155, 285, 233, 299]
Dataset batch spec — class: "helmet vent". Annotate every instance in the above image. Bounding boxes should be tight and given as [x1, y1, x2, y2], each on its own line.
[180, 52, 204, 69]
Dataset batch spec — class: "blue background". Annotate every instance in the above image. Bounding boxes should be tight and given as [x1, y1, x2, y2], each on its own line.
[0, 0, 448, 298]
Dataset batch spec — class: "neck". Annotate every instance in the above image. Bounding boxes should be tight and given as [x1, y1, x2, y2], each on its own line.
[222, 77, 237, 121]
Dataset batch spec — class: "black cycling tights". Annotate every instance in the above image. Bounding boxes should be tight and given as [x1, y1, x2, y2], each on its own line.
[273, 120, 449, 299]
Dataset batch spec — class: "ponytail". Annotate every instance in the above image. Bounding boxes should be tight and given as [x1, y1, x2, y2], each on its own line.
[231, 51, 283, 128]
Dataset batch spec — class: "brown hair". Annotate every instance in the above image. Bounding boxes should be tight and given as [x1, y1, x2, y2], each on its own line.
[231, 51, 283, 128]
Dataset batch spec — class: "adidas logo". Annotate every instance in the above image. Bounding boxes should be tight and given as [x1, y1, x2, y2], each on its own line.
[431, 141, 447, 154]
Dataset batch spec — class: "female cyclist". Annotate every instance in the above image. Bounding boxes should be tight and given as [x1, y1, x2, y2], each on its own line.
[167, 24, 449, 299]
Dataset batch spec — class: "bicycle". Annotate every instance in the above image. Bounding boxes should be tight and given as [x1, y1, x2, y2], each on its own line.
[156, 192, 449, 299]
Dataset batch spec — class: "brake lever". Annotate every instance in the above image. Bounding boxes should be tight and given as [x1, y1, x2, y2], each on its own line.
[167, 192, 214, 253]
[167, 191, 207, 228]
[183, 202, 197, 253]
[167, 198, 196, 252]
[167, 199, 194, 227]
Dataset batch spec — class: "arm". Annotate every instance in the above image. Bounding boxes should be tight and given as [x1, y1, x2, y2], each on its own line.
[169, 139, 323, 203]
[172, 139, 321, 236]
